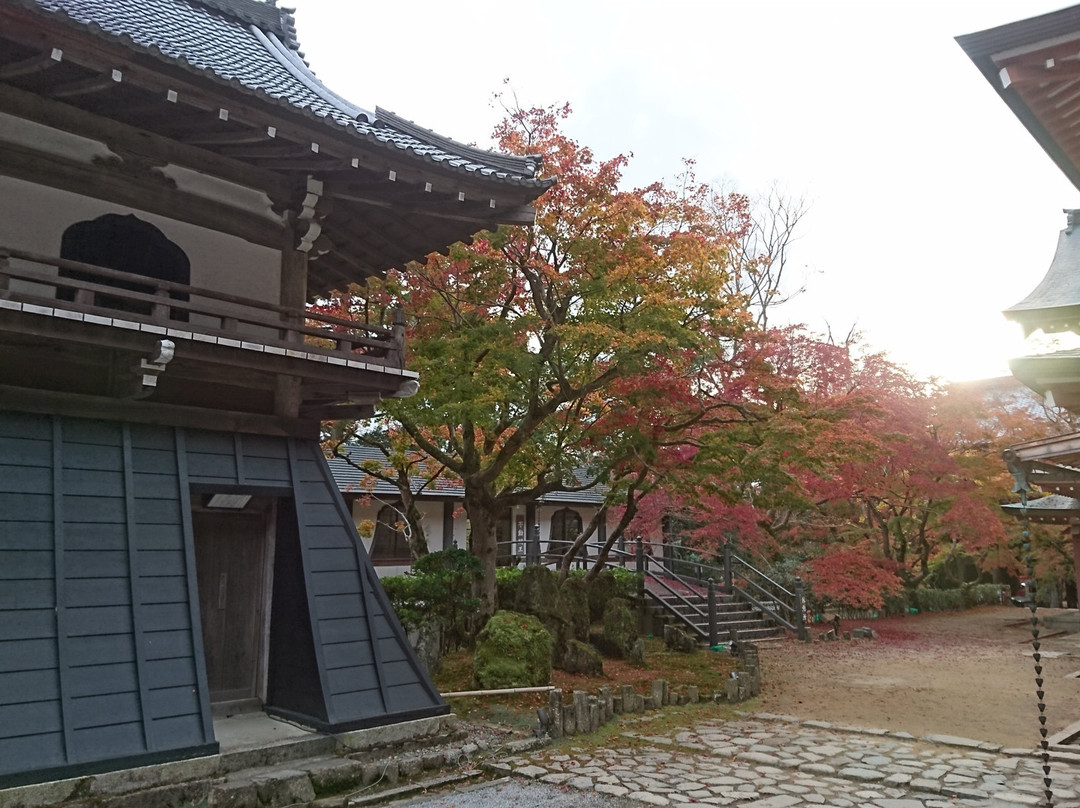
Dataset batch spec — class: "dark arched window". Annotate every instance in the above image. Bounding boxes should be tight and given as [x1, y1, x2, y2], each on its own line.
[549, 508, 582, 558]
[59, 213, 190, 320]
[370, 504, 410, 565]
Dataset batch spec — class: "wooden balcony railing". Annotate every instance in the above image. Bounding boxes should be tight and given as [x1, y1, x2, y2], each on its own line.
[0, 247, 404, 370]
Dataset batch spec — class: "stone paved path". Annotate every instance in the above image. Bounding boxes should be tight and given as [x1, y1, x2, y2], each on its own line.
[490, 714, 1080, 807]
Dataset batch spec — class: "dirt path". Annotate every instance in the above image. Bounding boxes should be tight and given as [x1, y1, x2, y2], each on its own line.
[755, 606, 1080, 749]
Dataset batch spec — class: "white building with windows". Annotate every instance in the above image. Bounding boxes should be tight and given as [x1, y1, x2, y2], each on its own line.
[326, 445, 609, 576]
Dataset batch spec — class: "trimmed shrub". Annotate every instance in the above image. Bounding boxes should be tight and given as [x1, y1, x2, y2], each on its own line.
[379, 574, 423, 629]
[379, 548, 481, 650]
[496, 567, 523, 611]
[611, 568, 642, 600]
[473, 610, 552, 689]
[914, 587, 965, 613]
[882, 589, 913, 617]
[962, 583, 1007, 607]
[602, 597, 637, 657]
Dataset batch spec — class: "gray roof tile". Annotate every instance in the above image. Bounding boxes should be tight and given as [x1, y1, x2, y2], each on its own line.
[328, 444, 607, 505]
[26, 0, 546, 186]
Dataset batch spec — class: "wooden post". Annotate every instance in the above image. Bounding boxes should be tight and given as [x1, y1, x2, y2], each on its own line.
[794, 576, 807, 640]
[636, 536, 646, 631]
[275, 222, 307, 418]
[391, 307, 406, 369]
[707, 577, 718, 648]
[723, 541, 733, 590]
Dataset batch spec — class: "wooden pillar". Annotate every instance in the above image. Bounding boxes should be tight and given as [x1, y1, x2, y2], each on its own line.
[274, 222, 307, 418]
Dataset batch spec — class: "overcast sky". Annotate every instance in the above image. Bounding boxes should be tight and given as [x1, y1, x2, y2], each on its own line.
[286, 0, 1080, 383]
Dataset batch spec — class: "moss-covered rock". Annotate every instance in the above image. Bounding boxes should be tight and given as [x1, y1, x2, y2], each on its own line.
[663, 623, 698, 653]
[602, 597, 637, 657]
[558, 639, 603, 675]
[560, 576, 590, 642]
[514, 565, 572, 665]
[472, 610, 552, 689]
[587, 569, 617, 622]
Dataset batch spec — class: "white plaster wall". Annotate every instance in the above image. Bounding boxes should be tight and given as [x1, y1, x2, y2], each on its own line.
[348, 496, 606, 575]
[350, 497, 459, 578]
[0, 175, 280, 305]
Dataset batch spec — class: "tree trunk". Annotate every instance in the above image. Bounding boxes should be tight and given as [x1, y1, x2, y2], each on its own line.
[464, 490, 498, 623]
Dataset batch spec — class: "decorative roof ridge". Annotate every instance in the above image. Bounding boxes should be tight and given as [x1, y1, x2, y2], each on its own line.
[190, 0, 297, 48]
[253, 26, 375, 124]
[375, 106, 551, 182]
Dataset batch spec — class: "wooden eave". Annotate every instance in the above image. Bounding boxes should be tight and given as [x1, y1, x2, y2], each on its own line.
[958, 5, 1080, 192]
[1003, 432, 1080, 496]
[1008, 352, 1080, 412]
[0, 3, 546, 297]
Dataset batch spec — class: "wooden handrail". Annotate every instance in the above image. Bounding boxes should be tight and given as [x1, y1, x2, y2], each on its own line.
[0, 246, 403, 366]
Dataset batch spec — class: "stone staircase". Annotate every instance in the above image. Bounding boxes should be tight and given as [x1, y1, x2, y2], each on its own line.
[0, 715, 541, 808]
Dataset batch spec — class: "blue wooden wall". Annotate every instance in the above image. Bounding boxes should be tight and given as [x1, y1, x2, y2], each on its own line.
[0, 411, 446, 788]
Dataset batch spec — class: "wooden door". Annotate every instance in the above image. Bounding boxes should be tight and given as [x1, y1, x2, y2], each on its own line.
[193, 510, 267, 705]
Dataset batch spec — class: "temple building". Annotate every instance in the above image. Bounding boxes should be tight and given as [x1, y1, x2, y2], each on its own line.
[959, 4, 1080, 604]
[0, 0, 549, 787]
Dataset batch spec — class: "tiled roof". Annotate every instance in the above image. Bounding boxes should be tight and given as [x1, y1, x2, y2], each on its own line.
[1002, 493, 1080, 523]
[327, 444, 608, 505]
[328, 444, 464, 499]
[24, 0, 547, 186]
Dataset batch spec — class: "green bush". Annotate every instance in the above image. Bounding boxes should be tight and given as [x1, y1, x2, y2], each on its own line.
[379, 548, 481, 649]
[962, 583, 1007, 607]
[882, 589, 913, 616]
[379, 574, 424, 628]
[496, 567, 522, 611]
[610, 568, 642, 600]
[473, 610, 552, 689]
[914, 587, 965, 613]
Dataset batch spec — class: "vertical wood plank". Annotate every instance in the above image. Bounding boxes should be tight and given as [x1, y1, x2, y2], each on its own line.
[122, 425, 154, 751]
[52, 417, 73, 764]
[308, 441, 442, 710]
[285, 439, 336, 721]
[234, 433, 246, 485]
[176, 429, 215, 743]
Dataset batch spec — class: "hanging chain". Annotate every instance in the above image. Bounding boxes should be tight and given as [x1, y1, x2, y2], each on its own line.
[1021, 489, 1054, 808]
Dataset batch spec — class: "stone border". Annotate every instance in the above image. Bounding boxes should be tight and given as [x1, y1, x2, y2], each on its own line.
[538, 643, 762, 739]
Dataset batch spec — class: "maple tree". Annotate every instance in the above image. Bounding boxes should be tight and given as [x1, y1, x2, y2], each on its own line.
[315, 104, 1066, 620]
[324, 102, 766, 620]
[622, 322, 1068, 611]
[754, 331, 1059, 608]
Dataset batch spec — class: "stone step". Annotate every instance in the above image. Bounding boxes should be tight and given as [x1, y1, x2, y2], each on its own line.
[0, 715, 470, 808]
